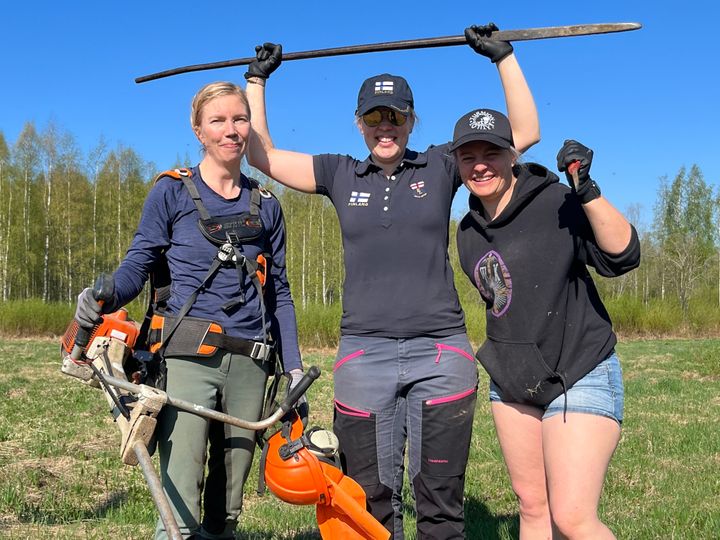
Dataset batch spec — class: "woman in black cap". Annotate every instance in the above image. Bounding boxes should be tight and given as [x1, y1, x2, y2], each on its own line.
[452, 108, 639, 539]
[244, 24, 540, 539]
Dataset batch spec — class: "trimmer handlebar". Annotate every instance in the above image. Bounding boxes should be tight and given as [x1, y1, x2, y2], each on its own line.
[278, 366, 321, 414]
[71, 273, 115, 360]
[97, 366, 322, 432]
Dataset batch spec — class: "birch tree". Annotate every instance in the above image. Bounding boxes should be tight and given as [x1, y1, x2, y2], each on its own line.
[12, 123, 42, 298]
[655, 165, 717, 317]
[87, 139, 108, 278]
[0, 133, 10, 300]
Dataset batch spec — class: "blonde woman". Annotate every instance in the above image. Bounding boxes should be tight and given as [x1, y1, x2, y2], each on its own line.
[75, 82, 302, 539]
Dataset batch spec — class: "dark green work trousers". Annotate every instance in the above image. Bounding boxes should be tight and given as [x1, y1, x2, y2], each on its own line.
[154, 350, 269, 540]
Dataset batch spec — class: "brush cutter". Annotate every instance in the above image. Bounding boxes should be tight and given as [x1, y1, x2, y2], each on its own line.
[60, 276, 387, 539]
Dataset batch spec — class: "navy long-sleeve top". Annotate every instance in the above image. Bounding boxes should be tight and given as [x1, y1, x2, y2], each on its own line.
[111, 166, 301, 371]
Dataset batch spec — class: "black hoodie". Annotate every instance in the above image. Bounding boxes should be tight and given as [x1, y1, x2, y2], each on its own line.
[456, 163, 640, 407]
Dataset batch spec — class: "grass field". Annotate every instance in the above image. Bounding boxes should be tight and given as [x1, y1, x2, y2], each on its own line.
[0, 338, 719, 539]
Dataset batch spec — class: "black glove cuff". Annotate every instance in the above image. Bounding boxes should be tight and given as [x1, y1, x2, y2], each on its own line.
[575, 178, 602, 204]
[491, 45, 513, 63]
[244, 70, 268, 81]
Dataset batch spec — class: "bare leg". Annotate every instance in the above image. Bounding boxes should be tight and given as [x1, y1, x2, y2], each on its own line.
[543, 413, 620, 539]
[491, 402, 552, 540]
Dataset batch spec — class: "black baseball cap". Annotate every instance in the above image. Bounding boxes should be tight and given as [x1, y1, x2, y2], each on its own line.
[356, 74, 414, 116]
[448, 109, 514, 151]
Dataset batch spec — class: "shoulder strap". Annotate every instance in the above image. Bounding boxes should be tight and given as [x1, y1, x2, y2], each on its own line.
[153, 167, 192, 184]
[154, 168, 212, 220]
[246, 176, 265, 216]
[179, 175, 212, 221]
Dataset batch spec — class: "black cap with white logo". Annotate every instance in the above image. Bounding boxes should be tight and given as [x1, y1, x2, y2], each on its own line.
[449, 109, 514, 151]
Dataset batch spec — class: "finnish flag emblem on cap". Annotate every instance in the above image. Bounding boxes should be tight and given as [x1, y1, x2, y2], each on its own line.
[469, 110, 496, 131]
[375, 81, 394, 95]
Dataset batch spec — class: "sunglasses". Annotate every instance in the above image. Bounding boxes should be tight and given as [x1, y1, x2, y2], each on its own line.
[362, 108, 408, 127]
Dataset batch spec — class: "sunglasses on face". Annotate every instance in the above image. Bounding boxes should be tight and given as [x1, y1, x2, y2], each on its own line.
[362, 108, 408, 127]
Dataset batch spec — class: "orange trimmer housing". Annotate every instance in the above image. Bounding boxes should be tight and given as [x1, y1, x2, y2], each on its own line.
[61, 309, 140, 360]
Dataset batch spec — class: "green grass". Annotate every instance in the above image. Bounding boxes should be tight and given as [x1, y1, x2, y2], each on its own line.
[603, 340, 720, 538]
[2, 294, 720, 346]
[0, 339, 719, 539]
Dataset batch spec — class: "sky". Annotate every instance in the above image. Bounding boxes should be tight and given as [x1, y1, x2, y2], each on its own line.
[1, 1, 718, 228]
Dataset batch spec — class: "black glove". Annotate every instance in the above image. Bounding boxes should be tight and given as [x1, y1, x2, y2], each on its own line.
[556, 139, 602, 204]
[244, 42, 282, 80]
[75, 287, 103, 329]
[465, 23, 513, 63]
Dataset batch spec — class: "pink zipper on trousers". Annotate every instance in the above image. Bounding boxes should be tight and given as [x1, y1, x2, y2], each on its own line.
[333, 349, 365, 372]
[433, 343, 475, 364]
[334, 399, 371, 418]
[426, 387, 476, 406]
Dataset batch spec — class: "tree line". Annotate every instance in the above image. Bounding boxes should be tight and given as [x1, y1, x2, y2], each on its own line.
[0, 122, 718, 329]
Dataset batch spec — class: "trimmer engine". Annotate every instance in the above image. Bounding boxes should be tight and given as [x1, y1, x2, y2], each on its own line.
[61, 309, 139, 360]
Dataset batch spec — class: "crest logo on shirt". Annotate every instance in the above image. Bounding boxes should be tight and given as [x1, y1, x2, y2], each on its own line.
[348, 191, 371, 207]
[410, 181, 427, 198]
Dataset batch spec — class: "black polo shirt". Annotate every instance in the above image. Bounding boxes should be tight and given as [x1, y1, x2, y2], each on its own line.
[313, 145, 466, 337]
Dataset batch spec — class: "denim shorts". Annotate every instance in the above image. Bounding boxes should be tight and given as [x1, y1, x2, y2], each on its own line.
[489, 351, 624, 424]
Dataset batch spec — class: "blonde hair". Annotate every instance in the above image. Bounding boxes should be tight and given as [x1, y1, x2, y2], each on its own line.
[190, 82, 249, 130]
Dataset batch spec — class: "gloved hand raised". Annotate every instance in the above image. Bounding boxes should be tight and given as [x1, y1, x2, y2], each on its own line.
[556, 139, 602, 204]
[74, 287, 103, 329]
[245, 42, 282, 81]
[465, 23, 513, 63]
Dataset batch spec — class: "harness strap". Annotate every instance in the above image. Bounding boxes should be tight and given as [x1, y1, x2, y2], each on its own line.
[244, 255, 268, 350]
[222, 244, 247, 311]
[177, 171, 262, 222]
[154, 168, 263, 222]
[178, 173, 212, 221]
[158, 256, 224, 355]
[203, 332, 273, 360]
[147, 168, 271, 353]
[137, 260, 171, 350]
[249, 182, 261, 215]
[148, 323, 273, 360]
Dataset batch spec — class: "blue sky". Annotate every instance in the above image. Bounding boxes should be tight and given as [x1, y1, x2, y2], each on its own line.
[1, 1, 717, 227]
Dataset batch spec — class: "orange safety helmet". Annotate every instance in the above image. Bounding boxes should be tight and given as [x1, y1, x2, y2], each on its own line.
[263, 414, 389, 540]
[263, 416, 332, 505]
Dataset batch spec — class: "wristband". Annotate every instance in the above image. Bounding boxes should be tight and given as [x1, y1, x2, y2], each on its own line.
[245, 76, 266, 87]
[575, 178, 602, 204]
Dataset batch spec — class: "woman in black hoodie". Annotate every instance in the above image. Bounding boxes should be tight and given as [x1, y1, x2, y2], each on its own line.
[453, 108, 639, 539]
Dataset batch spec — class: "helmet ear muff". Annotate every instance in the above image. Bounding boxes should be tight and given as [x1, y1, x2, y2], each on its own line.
[304, 427, 339, 458]
[304, 427, 341, 468]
